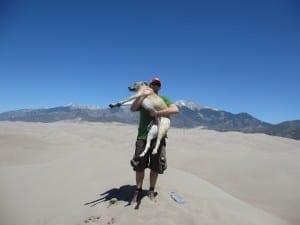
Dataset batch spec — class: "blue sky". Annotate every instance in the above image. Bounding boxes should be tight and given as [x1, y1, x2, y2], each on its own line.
[0, 0, 299, 124]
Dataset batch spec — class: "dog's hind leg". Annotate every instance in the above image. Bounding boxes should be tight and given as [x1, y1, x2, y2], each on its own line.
[152, 117, 170, 155]
[139, 123, 158, 157]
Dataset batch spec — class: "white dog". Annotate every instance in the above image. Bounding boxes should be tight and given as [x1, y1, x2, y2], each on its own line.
[109, 81, 170, 157]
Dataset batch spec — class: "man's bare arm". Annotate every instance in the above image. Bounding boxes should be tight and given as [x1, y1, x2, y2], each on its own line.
[130, 87, 154, 112]
[149, 104, 179, 117]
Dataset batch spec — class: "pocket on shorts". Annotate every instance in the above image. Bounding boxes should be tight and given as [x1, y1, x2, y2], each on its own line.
[160, 155, 167, 171]
[134, 140, 145, 158]
[159, 142, 167, 172]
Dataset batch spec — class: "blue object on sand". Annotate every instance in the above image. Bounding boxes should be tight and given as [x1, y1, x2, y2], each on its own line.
[170, 191, 185, 204]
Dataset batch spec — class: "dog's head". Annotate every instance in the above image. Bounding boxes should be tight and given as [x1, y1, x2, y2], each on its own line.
[128, 81, 148, 92]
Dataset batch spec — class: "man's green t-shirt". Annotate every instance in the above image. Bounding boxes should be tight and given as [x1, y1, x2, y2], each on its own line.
[137, 96, 173, 140]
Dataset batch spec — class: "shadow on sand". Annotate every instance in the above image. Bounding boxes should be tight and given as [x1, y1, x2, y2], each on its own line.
[84, 185, 149, 210]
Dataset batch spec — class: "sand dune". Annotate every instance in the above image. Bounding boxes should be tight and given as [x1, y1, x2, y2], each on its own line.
[0, 122, 299, 225]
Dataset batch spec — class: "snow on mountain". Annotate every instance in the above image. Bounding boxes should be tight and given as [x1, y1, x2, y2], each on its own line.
[67, 103, 101, 110]
[175, 100, 203, 110]
[175, 100, 219, 111]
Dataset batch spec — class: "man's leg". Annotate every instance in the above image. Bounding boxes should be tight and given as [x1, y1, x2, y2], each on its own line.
[132, 171, 144, 203]
[131, 140, 147, 203]
[149, 170, 158, 200]
[136, 171, 145, 189]
[150, 170, 158, 189]
[149, 138, 166, 189]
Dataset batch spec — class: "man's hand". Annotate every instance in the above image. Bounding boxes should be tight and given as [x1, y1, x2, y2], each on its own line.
[131, 88, 154, 112]
[149, 109, 160, 117]
[141, 87, 153, 97]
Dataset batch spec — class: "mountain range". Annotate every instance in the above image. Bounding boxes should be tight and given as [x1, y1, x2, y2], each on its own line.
[0, 100, 299, 140]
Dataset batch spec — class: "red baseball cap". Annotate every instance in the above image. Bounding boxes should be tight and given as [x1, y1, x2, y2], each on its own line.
[150, 77, 161, 85]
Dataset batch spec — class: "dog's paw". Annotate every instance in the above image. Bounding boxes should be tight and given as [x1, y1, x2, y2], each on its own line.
[139, 153, 146, 157]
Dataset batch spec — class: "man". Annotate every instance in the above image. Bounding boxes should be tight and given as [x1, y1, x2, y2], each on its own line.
[130, 77, 179, 202]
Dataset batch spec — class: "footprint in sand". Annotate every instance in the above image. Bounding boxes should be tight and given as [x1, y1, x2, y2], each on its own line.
[80, 216, 116, 225]
[107, 198, 118, 208]
[107, 217, 116, 224]
[82, 216, 101, 224]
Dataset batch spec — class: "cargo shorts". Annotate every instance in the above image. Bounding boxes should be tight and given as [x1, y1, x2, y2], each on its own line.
[130, 138, 167, 174]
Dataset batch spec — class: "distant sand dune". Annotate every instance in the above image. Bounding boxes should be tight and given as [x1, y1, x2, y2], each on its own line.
[0, 122, 299, 225]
